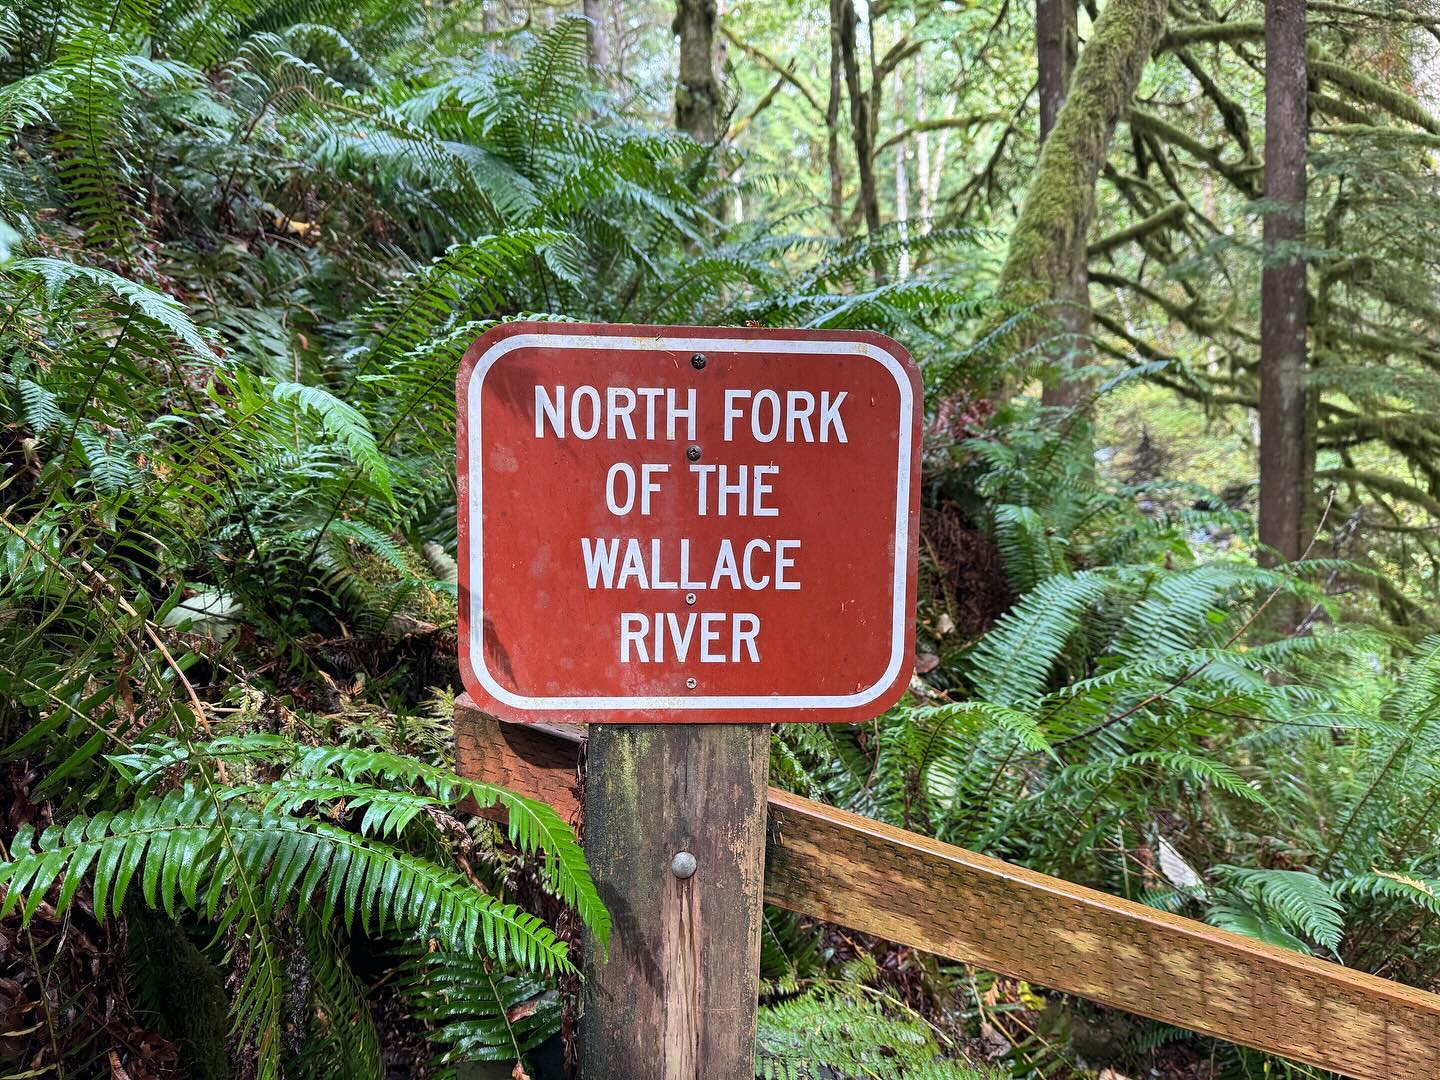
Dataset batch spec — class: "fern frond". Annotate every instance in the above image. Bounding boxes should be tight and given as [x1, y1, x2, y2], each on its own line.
[268, 378, 395, 501]
[966, 570, 1111, 705]
[0, 787, 575, 970]
[1214, 867, 1345, 952]
[394, 947, 561, 1073]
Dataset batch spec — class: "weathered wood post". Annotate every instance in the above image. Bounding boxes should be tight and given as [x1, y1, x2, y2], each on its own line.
[455, 322, 920, 1079]
[581, 726, 768, 1077]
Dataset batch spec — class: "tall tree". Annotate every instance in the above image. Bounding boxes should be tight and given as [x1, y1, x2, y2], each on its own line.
[835, 0, 882, 242]
[583, 0, 611, 70]
[1037, 0, 1076, 140]
[674, 0, 724, 142]
[989, 0, 1167, 397]
[1036, 0, 1085, 408]
[1258, 0, 1310, 564]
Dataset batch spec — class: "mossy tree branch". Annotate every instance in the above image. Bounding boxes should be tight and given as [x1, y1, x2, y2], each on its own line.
[1088, 200, 1187, 256]
[1156, 20, 1264, 50]
[996, 0, 1169, 307]
[986, 0, 1168, 396]
[1311, 56, 1440, 134]
[1129, 108, 1262, 196]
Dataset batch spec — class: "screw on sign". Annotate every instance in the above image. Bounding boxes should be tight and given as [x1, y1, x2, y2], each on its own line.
[455, 322, 921, 1078]
[456, 322, 921, 725]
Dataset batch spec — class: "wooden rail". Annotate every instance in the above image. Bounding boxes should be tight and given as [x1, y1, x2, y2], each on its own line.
[453, 696, 1440, 1079]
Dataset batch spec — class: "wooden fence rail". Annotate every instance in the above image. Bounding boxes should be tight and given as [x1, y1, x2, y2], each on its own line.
[453, 695, 1440, 1080]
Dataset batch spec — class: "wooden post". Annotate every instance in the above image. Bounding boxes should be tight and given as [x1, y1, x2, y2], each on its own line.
[580, 724, 769, 1080]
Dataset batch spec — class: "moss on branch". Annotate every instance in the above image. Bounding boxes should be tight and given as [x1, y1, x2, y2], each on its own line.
[1129, 109, 1261, 196]
[1088, 200, 1187, 255]
[1311, 56, 1440, 134]
[1318, 468, 1440, 517]
[1156, 20, 1263, 50]
[985, 0, 1168, 387]
[1309, 93, 1376, 126]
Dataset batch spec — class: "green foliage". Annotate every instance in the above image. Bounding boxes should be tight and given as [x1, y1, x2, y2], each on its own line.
[775, 394, 1440, 1075]
[1209, 868, 1345, 954]
[299, 922, 385, 1079]
[0, 735, 593, 1075]
[5, 0, 1437, 1076]
[393, 948, 563, 1074]
[0, 1, 993, 1073]
[756, 986, 986, 1080]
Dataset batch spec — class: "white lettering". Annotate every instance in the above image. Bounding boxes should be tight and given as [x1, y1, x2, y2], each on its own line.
[753, 465, 778, 517]
[584, 537, 801, 590]
[605, 463, 636, 515]
[668, 388, 696, 441]
[648, 538, 677, 589]
[733, 613, 760, 662]
[571, 385, 601, 439]
[617, 612, 763, 663]
[665, 611, 696, 660]
[742, 539, 770, 590]
[751, 389, 781, 443]
[818, 391, 847, 443]
[785, 391, 815, 442]
[636, 387, 663, 439]
[717, 465, 747, 515]
[619, 613, 648, 662]
[723, 389, 749, 441]
[776, 540, 800, 590]
[606, 387, 637, 439]
[616, 540, 646, 587]
[678, 538, 705, 589]
[535, 385, 565, 438]
[710, 540, 741, 589]
[581, 537, 619, 588]
[606, 463, 667, 515]
[690, 463, 714, 515]
[700, 612, 725, 662]
[639, 463, 667, 515]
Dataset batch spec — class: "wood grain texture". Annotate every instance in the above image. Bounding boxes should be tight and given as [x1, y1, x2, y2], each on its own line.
[453, 696, 1440, 1079]
[579, 724, 769, 1080]
[764, 788, 1440, 1079]
[453, 706, 581, 819]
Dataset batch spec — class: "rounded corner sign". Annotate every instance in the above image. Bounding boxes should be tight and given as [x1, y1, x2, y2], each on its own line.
[456, 321, 922, 724]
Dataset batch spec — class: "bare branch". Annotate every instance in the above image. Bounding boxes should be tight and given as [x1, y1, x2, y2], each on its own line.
[875, 113, 1006, 155]
[729, 71, 788, 139]
[719, 25, 824, 115]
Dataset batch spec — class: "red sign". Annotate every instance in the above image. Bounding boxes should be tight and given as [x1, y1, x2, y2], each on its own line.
[456, 323, 921, 724]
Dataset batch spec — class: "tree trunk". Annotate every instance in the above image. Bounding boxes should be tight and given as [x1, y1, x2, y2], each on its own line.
[895, 115, 911, 279]
[914, 56, 930, 233]
[835, 0, 883, 274]
[1259, 0, 1309, 566]
[925, 93, 956, 232]
[1037, 0, 1077, 140]
[826, 0, 846, 231]
[990, 0, 1167, 399]
[1037, 0, 1088, 409]
[583, 0, 611, 70]
[674, 0, 723, 143]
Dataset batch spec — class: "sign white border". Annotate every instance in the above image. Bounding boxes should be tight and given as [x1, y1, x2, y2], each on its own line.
[465, 331, 914, 711]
